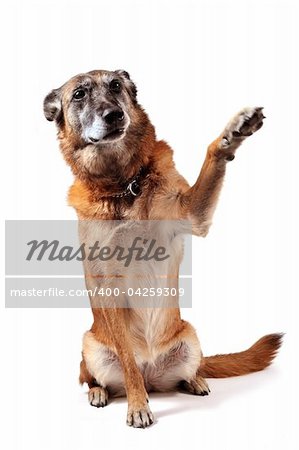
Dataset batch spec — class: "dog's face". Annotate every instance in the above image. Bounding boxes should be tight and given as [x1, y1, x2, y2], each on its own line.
[44, 70, 154, 179]
[44, 70, 137, 145]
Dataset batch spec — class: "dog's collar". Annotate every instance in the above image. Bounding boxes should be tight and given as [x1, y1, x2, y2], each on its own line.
[99, 167, 146, 199]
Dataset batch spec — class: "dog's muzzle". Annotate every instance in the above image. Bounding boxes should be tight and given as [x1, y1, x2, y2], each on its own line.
[86, 107, 127, 144]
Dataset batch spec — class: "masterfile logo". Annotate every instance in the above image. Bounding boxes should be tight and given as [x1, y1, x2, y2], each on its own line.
[5, 220, 192, 308]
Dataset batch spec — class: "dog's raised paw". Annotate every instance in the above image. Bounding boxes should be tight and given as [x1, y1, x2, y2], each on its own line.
[88, 386, 108, 408]
[126, 404, 154, 428]
[220, 107, 265, 150]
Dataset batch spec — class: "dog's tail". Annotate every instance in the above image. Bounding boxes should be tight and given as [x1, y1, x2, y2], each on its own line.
[198, 333, 283, 378]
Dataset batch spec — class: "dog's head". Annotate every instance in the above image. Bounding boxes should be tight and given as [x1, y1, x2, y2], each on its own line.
[44, 70, 152, 178]
[44, 69, 137, 143]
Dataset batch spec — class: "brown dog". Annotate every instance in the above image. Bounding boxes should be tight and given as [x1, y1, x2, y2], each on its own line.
[44, 70, 282, 428]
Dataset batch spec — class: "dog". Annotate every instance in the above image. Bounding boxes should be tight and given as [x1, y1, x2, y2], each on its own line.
[44, 69, 282, 428]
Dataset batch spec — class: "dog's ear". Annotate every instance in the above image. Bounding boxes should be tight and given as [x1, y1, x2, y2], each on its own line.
[43, 88, 63, 122]
[115, 70, 137, 103]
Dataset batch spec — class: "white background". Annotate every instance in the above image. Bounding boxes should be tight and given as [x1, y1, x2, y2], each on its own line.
[1, 0, 299, 449]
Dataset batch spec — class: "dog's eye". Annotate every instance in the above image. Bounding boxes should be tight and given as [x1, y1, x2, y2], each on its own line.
[73, 89, 86, 100]
[109, 80, 122, 93]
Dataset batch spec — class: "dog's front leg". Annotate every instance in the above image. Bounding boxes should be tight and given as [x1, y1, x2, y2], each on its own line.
[93, 307, 154, 428]
[180, 107, 265, 235]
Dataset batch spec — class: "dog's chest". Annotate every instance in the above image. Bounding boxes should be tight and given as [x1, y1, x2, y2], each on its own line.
[79, 219, 185, 278]
[129, 308, 167, 356]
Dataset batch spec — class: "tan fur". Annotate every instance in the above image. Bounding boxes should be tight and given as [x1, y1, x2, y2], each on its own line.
[44, 71, 282, 428]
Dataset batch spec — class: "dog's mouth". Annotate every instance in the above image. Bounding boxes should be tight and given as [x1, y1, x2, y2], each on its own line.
[88, 127, 125, 144]
[102, 127, 125, 141]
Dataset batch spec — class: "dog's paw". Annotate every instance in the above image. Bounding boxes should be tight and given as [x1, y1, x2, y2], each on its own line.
[179, 376, 210, 396]
[126, 404, 154, 428]
[88, 386, 108, 408]
[220, 107, 265, 151]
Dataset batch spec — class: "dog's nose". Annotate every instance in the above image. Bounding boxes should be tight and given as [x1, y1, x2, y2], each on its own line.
[103, 108, 124, 125]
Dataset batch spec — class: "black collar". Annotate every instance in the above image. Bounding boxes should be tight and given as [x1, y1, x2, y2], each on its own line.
[99, 167, 147, 199]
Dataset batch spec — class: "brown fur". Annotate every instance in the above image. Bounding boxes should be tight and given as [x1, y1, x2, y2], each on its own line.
[44, 70, 282, 427]
[199, 333, 283, 378]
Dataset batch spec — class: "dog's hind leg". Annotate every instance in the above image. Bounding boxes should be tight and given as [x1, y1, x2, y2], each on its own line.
[179, 375, 210, 396]
[88, 385, 109, 408]
[79, 356, 109, 407]
[79, 357, 94, 388]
